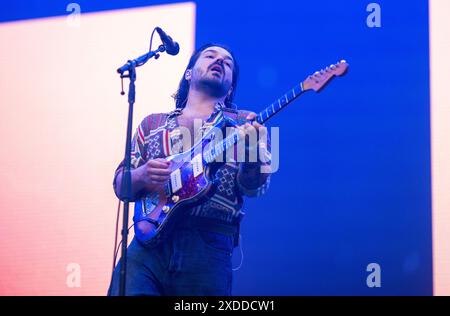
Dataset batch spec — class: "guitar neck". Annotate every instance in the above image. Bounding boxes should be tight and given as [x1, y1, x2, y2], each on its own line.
[203, 82, 306, 163]
[256, 82, 305, 125]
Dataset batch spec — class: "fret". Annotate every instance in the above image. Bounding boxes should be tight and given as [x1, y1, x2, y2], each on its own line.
[206, 130, 241, 162]
[292, 88, 296, 98]
[265, 108, 269, 119]
[294, 85, 302, 97]
[284, 94, 288, 104]
[278, 98, 281, 108]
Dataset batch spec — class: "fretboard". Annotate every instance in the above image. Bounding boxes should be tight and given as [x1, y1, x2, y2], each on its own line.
[256, 82, 305, 124]
[203, 82, 305, 163]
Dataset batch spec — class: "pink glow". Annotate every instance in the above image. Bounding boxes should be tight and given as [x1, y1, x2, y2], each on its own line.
[430, 0, 450, 296]
[0, 3, 195, 295]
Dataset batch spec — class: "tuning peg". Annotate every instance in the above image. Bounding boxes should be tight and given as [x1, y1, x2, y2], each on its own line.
[340, 59, 346, 64]
[330, 64, 336, 69]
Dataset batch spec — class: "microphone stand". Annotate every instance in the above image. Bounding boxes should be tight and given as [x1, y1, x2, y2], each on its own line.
[116, 44, 166, 296]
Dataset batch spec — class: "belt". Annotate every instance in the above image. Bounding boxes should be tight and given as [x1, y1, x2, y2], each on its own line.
[176, 215, 239, 237]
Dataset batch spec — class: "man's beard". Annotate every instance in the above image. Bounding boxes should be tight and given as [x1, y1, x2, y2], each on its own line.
[193, 71, 231, 98]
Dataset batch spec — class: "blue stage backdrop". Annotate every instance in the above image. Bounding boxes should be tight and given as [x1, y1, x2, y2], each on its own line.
[0, 0, 432, 295]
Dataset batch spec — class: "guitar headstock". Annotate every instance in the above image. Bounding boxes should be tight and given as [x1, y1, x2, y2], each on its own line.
[303, 60, 349, 92]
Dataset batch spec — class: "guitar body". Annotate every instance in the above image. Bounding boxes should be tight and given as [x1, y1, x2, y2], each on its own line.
[135, 122, 221, 246]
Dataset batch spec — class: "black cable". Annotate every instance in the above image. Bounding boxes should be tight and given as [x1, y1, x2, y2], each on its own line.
[149, 27, 158, 52]
[113, 223, 136, 266]
[114, 241, 123, 265]
[111, 199, 121, 276]
[109, 199, 122, 289]
[110, 198, 135, 287]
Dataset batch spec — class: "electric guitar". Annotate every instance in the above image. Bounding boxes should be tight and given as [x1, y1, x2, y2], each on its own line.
[135, 60, 349, 245]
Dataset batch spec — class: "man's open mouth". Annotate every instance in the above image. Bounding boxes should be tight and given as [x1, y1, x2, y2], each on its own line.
[210, 64, 223, 76]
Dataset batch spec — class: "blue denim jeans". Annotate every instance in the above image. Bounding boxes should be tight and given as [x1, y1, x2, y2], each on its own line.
[108, 224, 235, 296]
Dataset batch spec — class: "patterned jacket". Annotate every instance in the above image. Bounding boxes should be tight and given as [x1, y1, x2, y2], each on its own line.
[113, 103, 271, 226]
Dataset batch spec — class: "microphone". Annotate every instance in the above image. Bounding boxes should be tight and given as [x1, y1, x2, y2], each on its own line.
[155, 27, 180, 56]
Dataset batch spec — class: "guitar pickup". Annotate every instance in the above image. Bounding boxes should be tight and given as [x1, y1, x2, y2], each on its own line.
[170, 169, 182, 193]
[192, 154, 203, 177]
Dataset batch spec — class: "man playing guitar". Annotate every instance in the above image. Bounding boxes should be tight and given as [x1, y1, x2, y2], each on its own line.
[108, 43, 272, 296]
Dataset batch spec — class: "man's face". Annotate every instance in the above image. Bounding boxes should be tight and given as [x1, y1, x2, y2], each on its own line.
[187, 46, 234, 98]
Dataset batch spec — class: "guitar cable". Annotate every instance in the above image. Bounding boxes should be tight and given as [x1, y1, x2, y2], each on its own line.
[110, 199, 135, 288]
[110, 200, 121, 278]
[232, 233, 244, 271]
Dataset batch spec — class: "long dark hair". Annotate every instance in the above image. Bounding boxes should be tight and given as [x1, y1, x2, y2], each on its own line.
[172, 43, 239, 109]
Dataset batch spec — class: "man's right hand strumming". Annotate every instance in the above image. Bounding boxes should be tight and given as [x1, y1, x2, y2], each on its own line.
[115, 158, 172, 200]
[134, 158, 172, 193]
